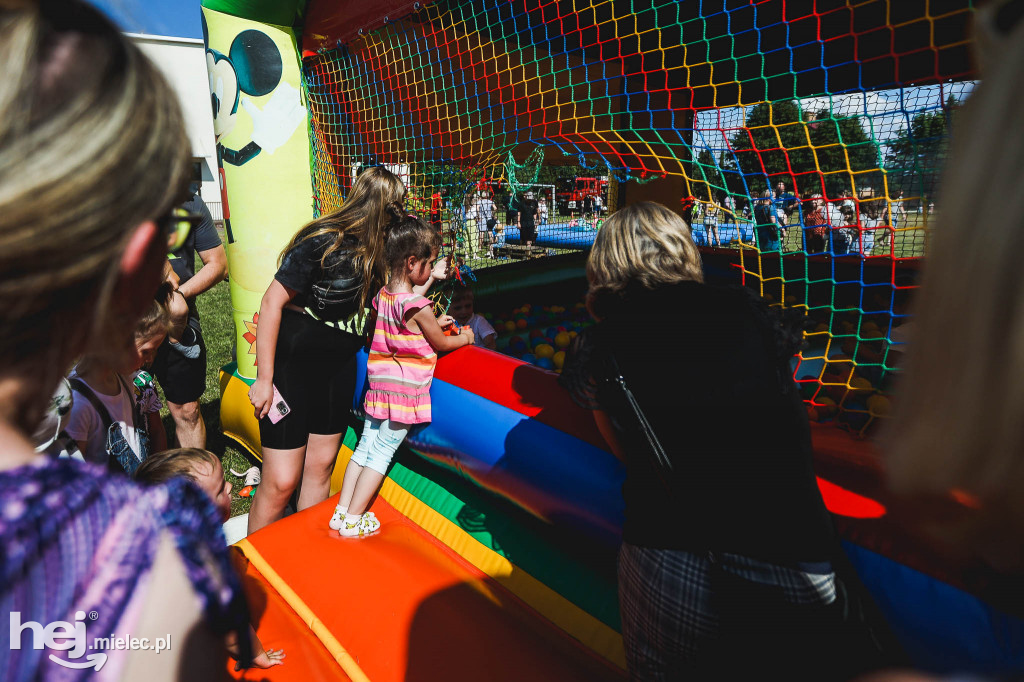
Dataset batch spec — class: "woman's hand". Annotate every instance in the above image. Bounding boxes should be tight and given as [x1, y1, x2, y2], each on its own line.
[248, 380, 274, 420]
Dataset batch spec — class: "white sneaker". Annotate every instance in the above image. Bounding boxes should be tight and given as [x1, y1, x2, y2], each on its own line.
[328, 506, 346, 530]
[338, 512, 381, 538]
[328, 508, 375, 531]
[230, 466, 261, 487]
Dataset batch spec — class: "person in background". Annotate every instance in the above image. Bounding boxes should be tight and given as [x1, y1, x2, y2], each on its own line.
[0, 3, 251, 678]
[774, 180, 798, 248]
[153, 190, 226, 449]
[538, 194, 549, 225]
[450, 286, 497, 349]
[518, 191, 540, 247]
[802, 192, 829, 254]
[753, 189, 781, 251]
[479, 191, 497, 258]
[704, 197, 722, 247]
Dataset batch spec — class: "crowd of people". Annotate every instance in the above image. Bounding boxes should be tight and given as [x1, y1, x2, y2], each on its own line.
[695, 182, 909, 256]
[3, 1, 1023, 680]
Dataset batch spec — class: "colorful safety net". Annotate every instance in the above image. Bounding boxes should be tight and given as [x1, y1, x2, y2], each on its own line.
[301, 0, 976, 433]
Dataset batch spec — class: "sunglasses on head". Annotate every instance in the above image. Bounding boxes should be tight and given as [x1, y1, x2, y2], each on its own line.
[160, 207, 202, 253]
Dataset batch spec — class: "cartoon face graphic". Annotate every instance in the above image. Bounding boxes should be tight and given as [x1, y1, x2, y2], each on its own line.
[208, 50, 240, 141]
[204, 25, 298, 166]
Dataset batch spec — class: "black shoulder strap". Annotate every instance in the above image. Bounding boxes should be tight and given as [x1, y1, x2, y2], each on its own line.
[68, 377, 114, 435]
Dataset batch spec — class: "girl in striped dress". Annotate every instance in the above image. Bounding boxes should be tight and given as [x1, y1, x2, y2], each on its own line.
[329, 214, 474, 536]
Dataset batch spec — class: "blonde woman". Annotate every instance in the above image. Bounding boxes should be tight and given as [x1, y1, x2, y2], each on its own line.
[248, 167, 449, 534]
[0, 2, 251, 678]
[560, 202, 877, 680]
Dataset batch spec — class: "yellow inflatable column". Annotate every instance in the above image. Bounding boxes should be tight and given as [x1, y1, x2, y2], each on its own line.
[203, 7, 313, 380]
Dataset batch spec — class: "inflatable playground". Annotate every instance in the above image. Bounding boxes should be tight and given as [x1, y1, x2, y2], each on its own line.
[201, 0, 1024, 678]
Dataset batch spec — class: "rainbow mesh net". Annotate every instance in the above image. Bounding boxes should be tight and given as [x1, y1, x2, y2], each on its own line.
[301, 0, 976, 434]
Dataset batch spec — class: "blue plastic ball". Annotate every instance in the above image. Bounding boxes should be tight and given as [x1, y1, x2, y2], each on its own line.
[521, 353, 536, 364]
[536, 357, 555, 370]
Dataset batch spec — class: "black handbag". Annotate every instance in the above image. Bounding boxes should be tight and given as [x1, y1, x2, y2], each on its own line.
[309, 275, 362, 322]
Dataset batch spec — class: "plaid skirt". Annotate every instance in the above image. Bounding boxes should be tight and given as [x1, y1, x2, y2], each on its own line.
[618, 542, 843, 681]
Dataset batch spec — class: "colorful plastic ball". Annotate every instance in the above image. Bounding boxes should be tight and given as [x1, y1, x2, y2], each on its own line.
[556, 326, 567, 333]
[554, 332, 571, 348]
[535, 344, 555, 359]
[569, 331, 578, 340]
[553, 350, 566, 370]
[529, 329, 543, 339]
[522, 303, 532, 312]
[516, 319, 528, 330]
[521, 353, 536, 364]
[545, 327, 557, 338]
[536, 357, 555, 370]
[866, 394, 891, 417]
[504, 321, 517, 333]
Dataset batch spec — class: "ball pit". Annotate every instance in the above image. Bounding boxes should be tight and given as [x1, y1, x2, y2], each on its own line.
[483, 297, 595, 372]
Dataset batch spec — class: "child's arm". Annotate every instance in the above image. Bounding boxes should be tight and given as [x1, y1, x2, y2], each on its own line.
[412, 254, 451, 297]
[411, 307, 474, 352]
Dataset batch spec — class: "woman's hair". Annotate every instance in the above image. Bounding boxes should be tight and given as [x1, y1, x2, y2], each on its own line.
[0, 0, 190, 415]
[586, 202, 703, 318]
[282, 166, 407, 308]
[135, 447, 220, 486]
[885, 2, 1024, 548]
[136, 282, 174, 341]
[383, 211, 441, 276]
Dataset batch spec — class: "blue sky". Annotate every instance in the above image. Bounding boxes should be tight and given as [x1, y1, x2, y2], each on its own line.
[90, 0, 204, 39]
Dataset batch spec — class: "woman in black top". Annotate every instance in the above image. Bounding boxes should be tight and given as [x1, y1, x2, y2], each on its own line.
[561, 202, 859, 680]
[248, 168, 448, 534]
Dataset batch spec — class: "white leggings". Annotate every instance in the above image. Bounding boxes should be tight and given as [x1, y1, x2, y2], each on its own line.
[349, 417, 410, 475]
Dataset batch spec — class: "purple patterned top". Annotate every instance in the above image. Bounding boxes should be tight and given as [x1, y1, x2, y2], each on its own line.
[0, 457, 250, 680]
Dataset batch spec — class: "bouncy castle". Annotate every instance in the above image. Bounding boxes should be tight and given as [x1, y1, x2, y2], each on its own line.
[200, 0, 1023, 678]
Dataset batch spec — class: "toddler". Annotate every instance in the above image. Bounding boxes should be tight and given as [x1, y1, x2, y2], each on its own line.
[66, 285, 172, 474]
[449, 286, 497, 349]
[330, 214, 474, 536]
[135, 448, 286, 669]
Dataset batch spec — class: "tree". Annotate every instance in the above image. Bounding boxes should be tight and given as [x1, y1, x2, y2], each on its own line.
[884, 96, 958, 204]
[728, 100, 879, 198]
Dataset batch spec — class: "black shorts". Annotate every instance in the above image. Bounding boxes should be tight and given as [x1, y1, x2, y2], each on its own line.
[258, 308, 365, 450]
[151, 322, 207, 405]
[520, 222, 537, 244]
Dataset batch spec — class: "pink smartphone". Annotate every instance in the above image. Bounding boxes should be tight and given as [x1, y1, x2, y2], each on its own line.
[268, 385, 291, 424]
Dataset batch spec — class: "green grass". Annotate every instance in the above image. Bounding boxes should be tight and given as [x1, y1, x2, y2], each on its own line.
[158, 250, 253, 518]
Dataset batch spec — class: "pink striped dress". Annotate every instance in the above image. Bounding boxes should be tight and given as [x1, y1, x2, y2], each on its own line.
[364, 288, 437, 424]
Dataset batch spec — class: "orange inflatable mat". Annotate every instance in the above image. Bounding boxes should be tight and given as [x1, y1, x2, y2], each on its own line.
[232, 495, 624, 682]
